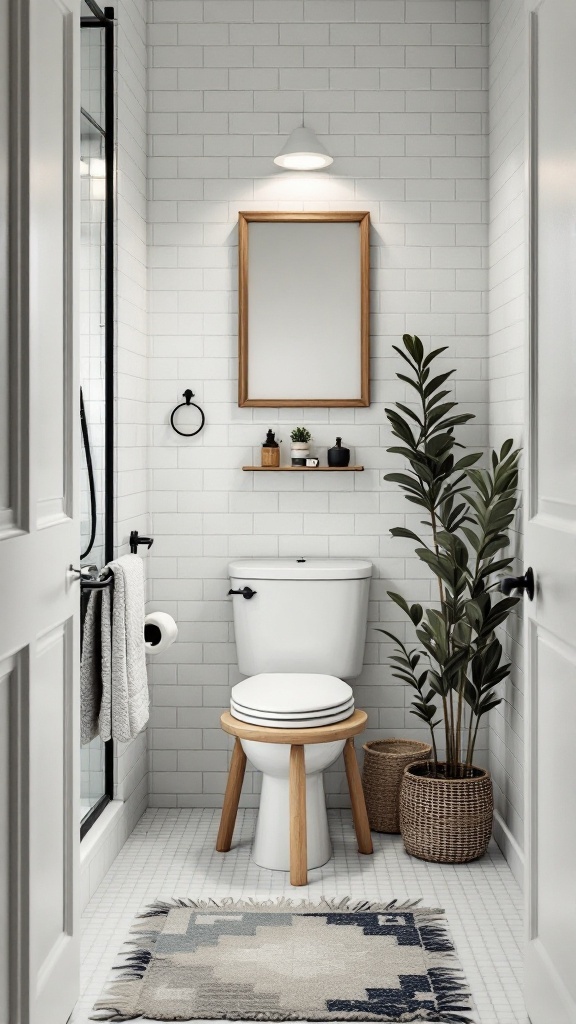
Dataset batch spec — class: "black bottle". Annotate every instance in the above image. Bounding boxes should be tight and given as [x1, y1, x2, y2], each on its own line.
[262, 429, 280, 467]
[263, 429, 278, 448]
[327, 437, 350, 467]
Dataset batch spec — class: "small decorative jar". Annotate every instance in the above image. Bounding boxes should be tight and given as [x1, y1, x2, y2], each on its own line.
[291, 442, 310, 466]
[327, 437, 350, 467]
[261, 429, 280, 468]
[290, 428, 312, 466]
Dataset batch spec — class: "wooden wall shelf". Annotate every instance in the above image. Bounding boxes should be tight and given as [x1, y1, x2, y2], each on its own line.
[242, 465, 364, 472]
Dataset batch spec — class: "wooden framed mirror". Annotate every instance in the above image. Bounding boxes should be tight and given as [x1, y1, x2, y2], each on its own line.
[238, 211, 370, 407]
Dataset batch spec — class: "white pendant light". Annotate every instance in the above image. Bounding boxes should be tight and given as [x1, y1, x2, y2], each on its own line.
[273, 126, 333, 171]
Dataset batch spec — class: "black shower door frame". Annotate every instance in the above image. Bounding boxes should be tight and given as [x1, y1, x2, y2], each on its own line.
[80, 0, 115, 840]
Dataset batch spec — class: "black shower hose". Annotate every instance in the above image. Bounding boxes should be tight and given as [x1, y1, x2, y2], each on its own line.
[80, 386, 97, 561]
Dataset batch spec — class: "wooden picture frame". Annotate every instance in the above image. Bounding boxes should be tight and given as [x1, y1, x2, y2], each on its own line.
[238, 211, 370, 408]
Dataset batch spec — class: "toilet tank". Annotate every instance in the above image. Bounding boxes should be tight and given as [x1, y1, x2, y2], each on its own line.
[228, 558, 372, 679]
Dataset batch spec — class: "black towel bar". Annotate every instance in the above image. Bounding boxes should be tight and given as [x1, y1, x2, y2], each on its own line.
[80, 568, 114, 590]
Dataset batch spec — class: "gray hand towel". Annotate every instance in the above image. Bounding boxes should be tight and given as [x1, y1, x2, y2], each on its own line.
[99, 554, 149, 743]
[80, 589, 103, 744]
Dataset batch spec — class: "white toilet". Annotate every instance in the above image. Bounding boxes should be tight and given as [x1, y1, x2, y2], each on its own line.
[228, 557, 372, 872]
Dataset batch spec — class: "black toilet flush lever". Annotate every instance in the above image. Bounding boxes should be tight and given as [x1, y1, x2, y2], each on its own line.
[228, 587, 257, 600]
[499, 566, 534, 601]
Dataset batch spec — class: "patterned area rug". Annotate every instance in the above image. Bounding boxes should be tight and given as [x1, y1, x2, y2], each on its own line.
[91, 898, 475, 1023]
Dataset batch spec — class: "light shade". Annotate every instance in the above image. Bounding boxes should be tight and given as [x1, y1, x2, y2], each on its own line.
[273, 126, 333, 171]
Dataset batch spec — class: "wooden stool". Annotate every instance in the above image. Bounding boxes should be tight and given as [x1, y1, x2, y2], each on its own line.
[216, 709, 373, 886]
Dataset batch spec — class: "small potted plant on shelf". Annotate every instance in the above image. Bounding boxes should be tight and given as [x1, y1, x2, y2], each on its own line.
[290, 427, 312, 466]
[379, 333, 521, 864]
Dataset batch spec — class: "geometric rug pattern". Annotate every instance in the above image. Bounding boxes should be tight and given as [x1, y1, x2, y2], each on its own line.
[91, 898, 475, 1022]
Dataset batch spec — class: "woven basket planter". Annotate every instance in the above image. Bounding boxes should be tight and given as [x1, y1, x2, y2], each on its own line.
[400, 761, 493, 864]
[361, 739, 432, 833]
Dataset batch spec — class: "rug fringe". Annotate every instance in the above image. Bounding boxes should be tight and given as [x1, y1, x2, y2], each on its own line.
[91, 1011, 475, 1023]
[91, 1011, 473, 1019]
[137, 896, 431, 918]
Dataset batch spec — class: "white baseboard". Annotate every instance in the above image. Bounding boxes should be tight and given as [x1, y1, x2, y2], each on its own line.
[493, 810, 525, 890]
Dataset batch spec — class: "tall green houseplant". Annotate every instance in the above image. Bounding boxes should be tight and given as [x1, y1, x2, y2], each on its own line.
[380, 334, 521, 777]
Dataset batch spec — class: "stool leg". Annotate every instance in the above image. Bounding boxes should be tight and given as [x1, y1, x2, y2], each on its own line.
[289, 744, 307, 886]
[216, 738, 247, 853]
[344, 738, 373, 855]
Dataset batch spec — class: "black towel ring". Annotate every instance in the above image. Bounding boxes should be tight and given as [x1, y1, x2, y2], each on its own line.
[170, 389, 206, 437]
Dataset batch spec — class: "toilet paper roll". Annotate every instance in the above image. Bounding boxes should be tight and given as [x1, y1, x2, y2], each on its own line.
[144, 611, 178, 655]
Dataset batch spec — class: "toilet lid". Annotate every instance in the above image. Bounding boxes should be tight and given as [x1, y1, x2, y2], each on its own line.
[231, 695, 354, 721]
[229, 705, 355, 729]
[231, 674, 352, 716]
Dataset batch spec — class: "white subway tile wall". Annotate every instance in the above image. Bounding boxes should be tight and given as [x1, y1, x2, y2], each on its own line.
[487, 0, 526, 885]
[145, 0, 491, 809]
[114, 0, 150, 827]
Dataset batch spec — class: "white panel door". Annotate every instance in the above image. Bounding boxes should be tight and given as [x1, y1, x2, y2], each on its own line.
[525, 1, 576, 1022]
[0, 2, 80, 1024]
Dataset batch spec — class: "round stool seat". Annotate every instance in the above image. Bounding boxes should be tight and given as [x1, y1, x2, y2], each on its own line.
[221, 708, 368, 744]
[230, 672, 354, 728]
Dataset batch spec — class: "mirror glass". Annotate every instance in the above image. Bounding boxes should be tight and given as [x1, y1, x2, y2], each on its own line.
[239, 213, 370, 407]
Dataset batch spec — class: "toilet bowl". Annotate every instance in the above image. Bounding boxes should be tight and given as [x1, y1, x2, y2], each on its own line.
[227, 558, 372, 874]
[243, 736, 346, 871]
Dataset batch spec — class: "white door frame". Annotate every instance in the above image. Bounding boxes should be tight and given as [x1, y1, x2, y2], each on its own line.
[524, 1, 576, 1021]
[525, 0, 538, 972]
[524, 2, 538, 1003]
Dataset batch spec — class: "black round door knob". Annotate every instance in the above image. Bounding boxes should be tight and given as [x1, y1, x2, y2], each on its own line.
[499, 567, 534, 601]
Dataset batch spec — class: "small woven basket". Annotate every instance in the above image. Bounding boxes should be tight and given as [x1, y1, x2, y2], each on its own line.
[361, 739, 432, 833]
[400, 761, 493, 864]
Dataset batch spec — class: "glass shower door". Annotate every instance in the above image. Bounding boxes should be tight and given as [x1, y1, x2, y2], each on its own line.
[79, 1, 114, 835]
